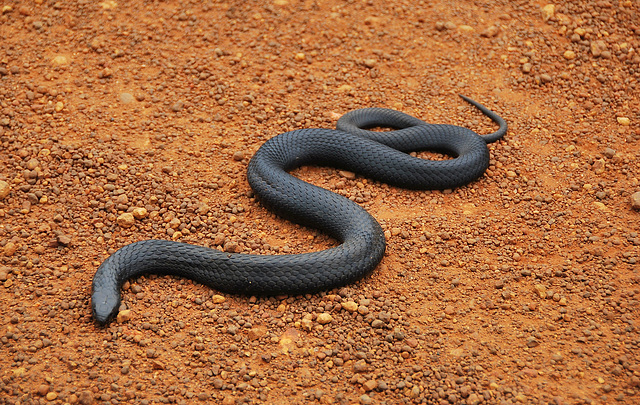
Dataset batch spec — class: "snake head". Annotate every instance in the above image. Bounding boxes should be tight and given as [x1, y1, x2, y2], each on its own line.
[91, 287, 121, 325]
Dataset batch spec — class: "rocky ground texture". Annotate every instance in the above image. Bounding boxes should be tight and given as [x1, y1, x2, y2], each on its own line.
[1, 0, 639, 404]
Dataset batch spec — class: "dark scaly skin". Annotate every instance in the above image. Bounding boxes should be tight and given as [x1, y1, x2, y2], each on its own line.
[91, 95, 506, 325]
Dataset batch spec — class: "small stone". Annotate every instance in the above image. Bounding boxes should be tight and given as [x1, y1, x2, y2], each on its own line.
[631, 192, 640, 210]
[339, 170, 356, 180]
[362, 379, 377, 391]
[590, 40, 607, 57]
[0, 180, 10, 200]
[363, 59, 376, 68]
[232, 151, 244, 161]
[52, 55, 68, 65]
[4, 242, 17, 257]
[119, 93, 134, 104]
[526, 337, 539, 347]
[317, 313, 333, 325]
[534, 284, 546, 298]
[540, 73, 553, 83]
[444, 21, 457, 30]
[359, 394, 373, 405]
[603, 148, 616, 158]
[56, 233, 72, 246]
[341, 301, 358, 312]
[211, 294, 226, 304]
[301, 315, 313, 331]
[467, 393, 481, 405]
[116, 213, 135, 228]
[170, 101, 184, 112]
[616, 117, 630, 126]
[37, 384, 50, 396]
[563, 50, 576, 60]
[295, 52, 305, 61]
[541, 4, 555, 21]
[0, 267, 9, 281]
[480, 25, 499, 37]
[98, 68, 113, 78]
[371, 319, 384, 328]
[522, 63, 532, 73]
[353, 359, 368, 372]
[78, 390, 94, 405]
[55, 101, 64, 112]
[132, 207, 148, 219]
[117, 309, 132, 323]
[223, 241, 238, 253]
[46, 392, 58, 401]
[593, 158, 605, 174]
[458, 25, 474, 33]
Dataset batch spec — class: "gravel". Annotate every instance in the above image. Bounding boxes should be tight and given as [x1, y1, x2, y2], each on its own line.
[0, 0, 638, 404]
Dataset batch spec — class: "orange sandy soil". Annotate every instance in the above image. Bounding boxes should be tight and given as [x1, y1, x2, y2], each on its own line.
[0, 0, 639, 404]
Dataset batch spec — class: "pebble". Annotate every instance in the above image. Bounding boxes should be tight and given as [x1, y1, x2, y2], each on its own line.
[353, 359, 368, 372]
[362, 379, 377, 391]
[232, 151, 245, 161]
[116, 212, 135, 228]
[341, 301, 358, 312]
[132, 207, 148, 219]
[119, 92, 134, 104]
[541, 4, 555, 21]
[363, 59, 376, 68]
[563, 50, 576, 60]
[316, 313, 333, 324]
[371, 319, 384, 328]
[480, 25, 499, 38]
[590, 40, 608, 58]
[592, 159, 605, 174]
[339, 170, 356, 180]
[117, 309, 133, 323]
[301, 315, 313, 331]
[170, 101, 184, 112]
[51, 55, 68, 65]
[78, 390, 94, 405]
[37, 384, 49, 396]
[467, 393, 481, 405]
[603, 148, 616, 158]
[0, 181, 10, 201]
[616, 117, 630, 126]
[211, 295, 226, 303]
[631, 192, 640, 210]
[359, 394, 372, 405]
[3, 242, 17, 257]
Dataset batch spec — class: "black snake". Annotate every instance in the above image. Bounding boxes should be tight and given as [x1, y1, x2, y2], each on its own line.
[91, 95, 506, 324]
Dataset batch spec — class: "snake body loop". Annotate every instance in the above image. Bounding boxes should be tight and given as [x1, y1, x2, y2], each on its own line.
[91, 95, 506, 324]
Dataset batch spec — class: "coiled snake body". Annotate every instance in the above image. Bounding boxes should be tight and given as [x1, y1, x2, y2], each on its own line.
[92, 95, 506, 324]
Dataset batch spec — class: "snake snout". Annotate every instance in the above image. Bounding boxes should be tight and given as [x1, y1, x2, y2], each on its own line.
[92, 289, 121, 325]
